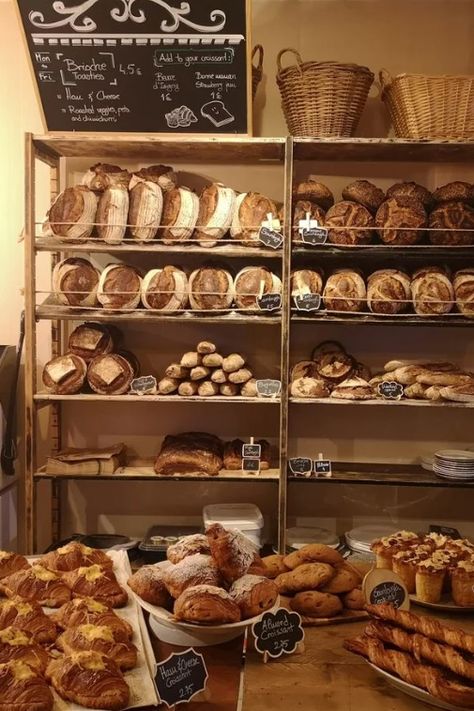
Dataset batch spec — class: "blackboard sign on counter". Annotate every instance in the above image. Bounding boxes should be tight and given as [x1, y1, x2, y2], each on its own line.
[16, 0, 252, 134]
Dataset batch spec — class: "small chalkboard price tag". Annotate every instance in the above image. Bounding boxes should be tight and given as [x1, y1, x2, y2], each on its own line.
[130, 375, 157, 396]
[378, 381, 405, 401]
[314, 460, 332, 477]
[363, 569, 410, 611]
[258, 294, 282, 312]
[429, 525, 461, 539]
[258, 226, 284, 250]
[256, 380, 282, 398]
[301, 227, 328, 246]
[252, 609, 304, 660]
[242, 458, 260, 473]
[155, 649, 208, 708]
[288, 458, 313, 477]
[294, 294, 322, 312]
[243, 443, 261, 459]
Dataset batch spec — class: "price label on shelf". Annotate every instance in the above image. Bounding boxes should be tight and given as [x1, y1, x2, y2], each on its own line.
[243, 443, 262, 459]
[155, 649, 208, 708]
[256, 380, 282, 398]
[242, 458, 260, 473]
[258, 293, 282, 312]
[363, 569, 410, 611]
[252, 609, 304, 659]
[288, 458, 313, 476]
[293, 294, 321, 312]
[130, 375, 157, 395]
[301, 226, 328, 246]
[314, 459, 332, 477]
[429, 525, 461, 539]
[378, 381, 404, 401]
[259, 226, 284, 250]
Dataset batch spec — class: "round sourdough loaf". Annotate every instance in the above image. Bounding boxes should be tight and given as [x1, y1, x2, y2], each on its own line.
[52, 257, 100, 307]
[293, 178, 334, 211]
[43, 354, 87, 395]
[141, 266, 188, 312]
[81, 163, 130, 191]
[234, 267, 281, 312]
[291, 269, 323, 300]
[87, 354, 135, 395]
[196, 183, 236, 247]
[292, 201, 326, 242]
[429, 201, 474, 245]
[46, 186, 98, 243]
[367, 269, 411, 315]
[189, 267, 234, 311]
[128, 175, 163, 242]
[98, 265, 142, 310]
[96, 186, 129, 244]
[386, 181, 433, 210]
[326, 200, 374, 245]
[161, 187, 199, 244]
[412, 267, 454, 316]
[323, 269, 367, 312]
[454, 268, 474, 317]
[433, 181, 474, 205]
[134, 164, 176, 193]
[68, 323, 114, 362]
[342, 180, 385, 214]
[231, 192, 279, 247]
[375, 196, 427, 245]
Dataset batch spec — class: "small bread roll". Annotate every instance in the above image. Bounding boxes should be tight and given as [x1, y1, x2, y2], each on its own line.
[202, 353, 223, 368]
[220, 383, 240, 397]
[228, 368, 253, 385]
[165, 363, 190, 379]
[190, 366, 211, 381]
[178, 381, 199, 397]
[197, 341, 216, 355]
[211, 369, 227, 384]
[241, 378, 258, 397]
[180, 352, 202, 368]
[158, 377, 179, 395]
[222, 354, 245, 373]
[198, 381, 219, 397]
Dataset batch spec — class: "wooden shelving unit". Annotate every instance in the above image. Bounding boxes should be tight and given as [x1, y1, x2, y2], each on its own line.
[24, 134, 474, 554]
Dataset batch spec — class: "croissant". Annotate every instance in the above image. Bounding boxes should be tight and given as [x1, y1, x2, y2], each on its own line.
[51, 598, 133, 641]
[0, 627, 49, 674]
[39, 542, 113, 573]
[57, 624, 137, 670]
[0, 660, 53, 711]
[167, 534, 211, 564]
[46, 651, 129, 710]
[63, 565, 128, 608]
[206, 523, 257, 584]
[163, 554, 222, 599]
[0, 565, 71, 608]
[0, 598, 57, 644]
[127, 566, 171, 607]
[0, 552, 29, 580]
[174, 584, 241, 624]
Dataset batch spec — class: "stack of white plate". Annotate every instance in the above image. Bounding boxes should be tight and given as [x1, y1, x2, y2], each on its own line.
[345, 524, 397, 555]
[433, 449, 474, 481]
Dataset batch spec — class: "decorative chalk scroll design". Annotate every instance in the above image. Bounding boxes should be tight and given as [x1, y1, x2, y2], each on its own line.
[29, 1, 227, 33]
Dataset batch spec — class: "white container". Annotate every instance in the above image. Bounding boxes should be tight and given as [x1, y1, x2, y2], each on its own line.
[203, 503, 264, 548]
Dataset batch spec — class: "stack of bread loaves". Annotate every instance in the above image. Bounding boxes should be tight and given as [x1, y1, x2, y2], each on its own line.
[370, 360, 474, 403]
[158, 341, 259, 398]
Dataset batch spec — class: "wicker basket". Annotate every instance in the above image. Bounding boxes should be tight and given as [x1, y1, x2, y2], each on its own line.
[380, 69, 474, 140]
[252, 45, 264, 100]
[276, 48, 374, 137]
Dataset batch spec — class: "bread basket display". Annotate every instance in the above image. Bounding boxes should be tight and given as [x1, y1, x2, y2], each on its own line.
[380, 69, 474, 140]
[276, 49, 374, 137]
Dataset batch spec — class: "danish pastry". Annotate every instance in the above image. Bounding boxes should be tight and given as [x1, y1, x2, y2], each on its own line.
[162, 554, 221, 599]
[0, 627, 49, 674]
[206, 523, 258, 583]
[0, 552, 29, 580]
[0, 660, 53, 711]
[284, 543, 344, 569]
[275, 563, 335, 594]
[0, 566, 71, 608]
[63, 565, 128, 608]
[51, 598, 133, 640]
[0, 598, 57, 645]
[229, 575, 278, 619]
[174, 585, 241, 624]
[57, 624, 137, 670]
[261, 555, 290, 579]
[290, 591, 343, 618]
[39, 542, 113, 573]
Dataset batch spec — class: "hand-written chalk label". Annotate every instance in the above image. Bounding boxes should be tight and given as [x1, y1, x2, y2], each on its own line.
[258, 293, 282, 312]
[294, 294, 321, 312]
[243, 444, 261, 459]
[370, 582, 406, 608]
[130, 375, 157, 395]
[155, 649, 208, 708]
[259, 226, 284, 250]
[288, 458, 313, 476]
[363, 569, 410, 611]
[252, 609, 304, 659]
[314, 460, 332, 476]
[256, 380, 282, 398]
[378, 381, 405, 400]
[242, 458, 260, 473]
[301, 227, 328, 246]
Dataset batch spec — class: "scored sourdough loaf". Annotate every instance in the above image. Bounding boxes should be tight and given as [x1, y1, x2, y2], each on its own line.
[231, 192, 279, 247]
[189, 267, 234, 311]
[98, 265, 142, 310]
[429, 201, 474, 246]
[326, 200, 374, 245]
[454, 269, 474, 317]
[292, 201, 326, 242]
[411, 267, 454, 316]
[52, 257, 101, 307]
[68, 323, 114, 362]
[293, 178, 334, 211]
[291, 269, 323, 301]
[234, 267, 282, 312]
[45, 186, 98, 243]
[134, 164, 177, 193]
[196, 183, 236, 247]
[87, 354, 135, 395]
[323, 269, 367, 312]
[386, 181, 433, 210]
[141, 266, 188, 312]
[43, 354, 87, 395]
[433, 181, 474, 205]
[367, 269, 411, 315]
[81, 163, 130, 191]
[128, 174, 163, 242]
[375, 196, 427, 245]
[96, 186, 129, 244]
[342, 180, 385, 214]
[161, 187, 199, 244]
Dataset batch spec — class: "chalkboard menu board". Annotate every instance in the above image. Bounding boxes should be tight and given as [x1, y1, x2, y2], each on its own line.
[16, 0, 251, 133]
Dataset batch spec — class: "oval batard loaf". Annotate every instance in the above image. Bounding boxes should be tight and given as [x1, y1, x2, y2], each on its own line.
[375, 196, 427, 245]
[291, 377, 331, 398]
[68, 323, 114, 362]
[433, 181, 474, 205]
[87, 354, 134, 395]
[231, 192, 279, 247]
[386, 182, 433, 210]
[330, 376, 374, 400]
[367, 269, 411, 315]
[45, 186, 97, 243]
[128, 175, 163, 242]
[189, 267, 234, 311]
[96, 187, 129, 245]
[52, 258, 100, 307]
[454, 268, 474, 317]
[81, 163, 130, 191]
[326, 200, 374, 245]
[412, 267, 454, 316]
[342, 180, 385, 214]
[97, 265, 142, 310]
[429, 201, 474, 246]
[161, 187, 199, 244]
[134, 164, 177, 192]
[196, 183, 236, 247]
[440, 383, 474, 402]
[293, 178, 334, 210]
[291, 270, 323, 300]
[234, 267, 281, 311]
[292, 201, 326, 242]
[323, 269, 367, 312]
[43, 355, 87, 395]
[141, 266, 188, 312]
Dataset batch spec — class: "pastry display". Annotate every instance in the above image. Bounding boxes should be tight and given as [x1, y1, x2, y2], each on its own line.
[0, 660, 54, 711]
[342, 180, 385, 214]
[386, 181, 433, 210]
[206, 523, 258, 584]
[46, 651, 130, 710]
[429, 201, 474, 245]
[97, 264, 142, 310]
[375, 196, 427, 245]
[57, 624, 138, 671]
[39, 542, 113, 573]
[454, 268, 474, 317]
[52, 257, 100, 307]
[96, 186, 129, 244]
[51, 598, 133, 641]
[0, 598, 57, 645]
[0, 553, 29, 581]
[234, 267, 282, 312]
[82, 163, 130, 192]
[0, 627, 49, 673]
[128, 173, 163, 242]
[44, 186, 98, 243]
[188, 267, 234, 311]
[231, 192, 280, 247]
[141, 266, 188, 312]
[161, 187, 199, 244]
[326, 201, 374, 245]
[367, 269, 411, 314]
[223, 439, 271, 470]
[154, 432, 224, 476]
[323, 269, 367, 312]
[292, 201, 326, 243]
[62, 565, 128, 608]
[0, 565, 71, 608]
[87, 354, 136, 395]
[293, 178, 334, 211]
[229, 575, 278, 619]
[411, 267, 454, 315]
[196, 183, 236, 247]
[42, 354, 87, 395]
[174, 585, 241, 624]
[68, 323, 114, 362]
[134, 165, 177, 193]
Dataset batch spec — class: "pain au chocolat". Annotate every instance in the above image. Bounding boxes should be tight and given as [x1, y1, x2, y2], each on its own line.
[53, 257, 100, 307]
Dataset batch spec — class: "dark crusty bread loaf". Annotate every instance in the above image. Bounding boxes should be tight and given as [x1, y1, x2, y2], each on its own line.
[326, 200, 374, 245]
[375, 196, 427, 245]
[68, 323, 114, 362]
[293, 179, 334, 211]
[386, 182, 432, 210]
[429, 201, 474, 245]
[433, 181, 474, 205]
[43, 354, 87, 395]
[154, 432, 224, 476]
[342, 180, 385, 214]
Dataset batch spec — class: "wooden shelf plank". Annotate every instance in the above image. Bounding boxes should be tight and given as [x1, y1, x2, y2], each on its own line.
[291, 312, 473, 327]
[288, 463, 474, 488]
[292, 245, 474, 259]
[293, 137, 474, 162]
[34, 393, 280, 404]
[289, 397, 474, 409]
[34, 465, 280, 482]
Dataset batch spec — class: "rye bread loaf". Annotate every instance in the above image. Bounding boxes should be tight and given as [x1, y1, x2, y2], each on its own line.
[154, 432, 224, 476]
[342, 180, 385, 214]
[293, 179, 334, 211]
[386, 182, 433, 210]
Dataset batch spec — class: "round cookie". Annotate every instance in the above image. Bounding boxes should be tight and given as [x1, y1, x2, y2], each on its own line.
[275, 563, 335, 594]
[261, 555, 290, 579]
[290, 591, 343, 618]
[342, 587, 365, 610]
[284, 544, 344, 569]
[342, 180, 385, 214]
[320, 564, 362, 594]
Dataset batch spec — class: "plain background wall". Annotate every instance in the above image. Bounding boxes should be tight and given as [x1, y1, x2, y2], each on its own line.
[1, 0, 474, 550]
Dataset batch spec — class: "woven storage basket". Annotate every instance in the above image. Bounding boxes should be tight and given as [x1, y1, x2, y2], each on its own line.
[252, 45, 264, 100]
[276, 48, 374, 137]
[380, 69, 474, 140]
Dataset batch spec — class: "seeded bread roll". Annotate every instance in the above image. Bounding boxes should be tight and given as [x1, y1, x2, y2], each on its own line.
[43, 355, 87, 395]
[45, 186, 98, 243]
[178, 381, 199, 397]
[386, 182, 433, 210]
[202, 353, 223, 368]
[222, 354, 245, 373]
[128, 174, 163, 242]
[82, 163, 130, 191]
[161, 187, 199, 244]
[323, 269, 367, 312]
[197, 342, 216, 355]
[134, 165, 176, 193]
[141, 266, 188, 312]
[158, 377, 180, 395]
[292, 201, 326, 243]
[412, 267, 454, 316]
[97, 265, 142, 310]
[87, 354, 134, 395]
[429, 201, 474, 245]
[375, 196, 427, 245]
[228, 368, 253, 385]
[198, 381, 220, 397]
[231, 192, 279, 247]
[342, 180, 385, 214]
[293, 178, 334, 211]
[291, 377, 331, 398]
[220, 383, 240, 397]
[189, 268, 234, 311]
[291, 270, 323, 300]
[433, 181, 474, 205]
[68, 323, 113, 362]
[367, 269, 411, 315]
[53, 258, 100, 307]
[196, 183, 236, 247]
[454, 269, 474, 317]
[234, 267, 282, 312]
[96, 186, 129, 244]
[326, 201, 374, 245]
